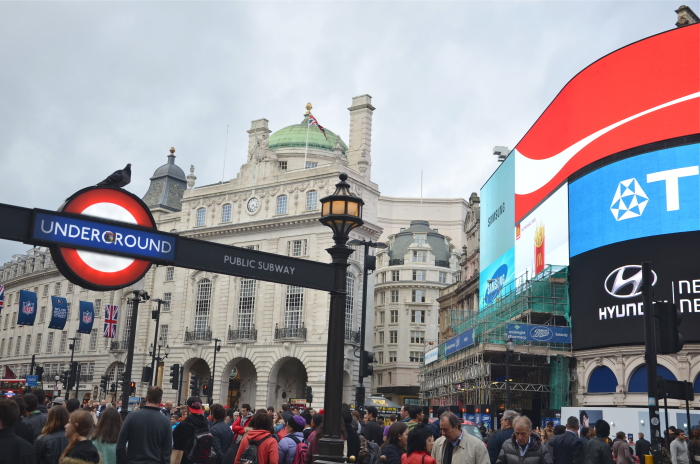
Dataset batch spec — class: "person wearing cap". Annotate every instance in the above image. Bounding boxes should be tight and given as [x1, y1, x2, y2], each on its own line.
[172, 396, 211, 464]
[116, 386, 172, 464]
[278, 415, 306, 464]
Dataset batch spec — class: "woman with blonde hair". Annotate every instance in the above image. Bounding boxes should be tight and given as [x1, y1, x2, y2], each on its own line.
[35, 405, 70, 464]
[59, 410, 100, 464]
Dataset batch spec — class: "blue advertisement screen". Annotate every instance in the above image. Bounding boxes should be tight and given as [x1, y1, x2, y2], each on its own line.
[479, 247, 515, 309]
[569, 143, 700, 257]
[480, 154, 515, 274]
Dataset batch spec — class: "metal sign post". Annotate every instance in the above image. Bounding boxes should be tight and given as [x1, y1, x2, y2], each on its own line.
[642, 261, 662, 462]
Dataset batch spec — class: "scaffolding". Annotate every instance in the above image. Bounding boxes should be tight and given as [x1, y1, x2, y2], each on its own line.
[421, 266, 573, 415]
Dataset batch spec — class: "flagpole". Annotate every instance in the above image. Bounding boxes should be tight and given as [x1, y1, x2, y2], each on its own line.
[304, 115, 310, 170]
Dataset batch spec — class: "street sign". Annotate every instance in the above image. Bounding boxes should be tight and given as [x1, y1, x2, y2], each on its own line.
[25, 375, 38, 387]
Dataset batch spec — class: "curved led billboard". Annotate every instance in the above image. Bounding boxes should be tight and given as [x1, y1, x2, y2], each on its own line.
[513, 24, 700, 223]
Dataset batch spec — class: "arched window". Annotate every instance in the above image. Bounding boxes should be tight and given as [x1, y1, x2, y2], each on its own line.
[587, 366, 618, 393]
[222, 204, 232, 222]
[123, 299, 134, 342]
[196, 207, 206, 226]
[306, 191, 318, 211]
[694, 373, 700, 394]
[284, 286, 303, 328]
[628, 365, 677, 392]
[107, 363, 125, 393]
[276, 195, 288, 215]
[238, 279, 256, 331]
[194, 279, 212, 333]
[345, 274, 356, 338]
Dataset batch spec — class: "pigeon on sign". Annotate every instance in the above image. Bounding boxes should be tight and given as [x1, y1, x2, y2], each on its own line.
[97, 163, 131, 188]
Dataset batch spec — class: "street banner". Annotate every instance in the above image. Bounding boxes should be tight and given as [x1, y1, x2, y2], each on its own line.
[506, 323, 571, 344]
[444, 328, 475, 356]
[49, 296, 68, 330]
[77, 301, 94, 334]
[103, 305, 118, 338]
[17, 290, 37, 326]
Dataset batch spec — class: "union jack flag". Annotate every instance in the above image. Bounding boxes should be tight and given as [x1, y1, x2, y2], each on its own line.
[103, 305, 118, 338]
[0, 285, 4, 313]
[308, 113, 328, 140]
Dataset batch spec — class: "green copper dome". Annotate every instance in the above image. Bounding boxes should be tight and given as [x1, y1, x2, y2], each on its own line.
[268, 115, 348, 153]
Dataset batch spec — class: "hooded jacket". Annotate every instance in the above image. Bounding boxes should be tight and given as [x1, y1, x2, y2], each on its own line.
[60, 440, 102, 464]
[495, 433, 553, 464]
[235, 429, 279, 464]
[232, 412, 254, 440]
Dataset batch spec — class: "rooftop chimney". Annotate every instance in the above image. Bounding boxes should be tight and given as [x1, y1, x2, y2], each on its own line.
[676, 5, 699, 27]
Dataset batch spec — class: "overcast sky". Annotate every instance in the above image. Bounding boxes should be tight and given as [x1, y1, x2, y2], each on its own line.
[0, 1, 694, 261]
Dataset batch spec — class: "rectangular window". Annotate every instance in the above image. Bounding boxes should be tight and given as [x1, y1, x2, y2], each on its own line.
[376, 351, 384, 364]
[24, 335, 31, 356]
[15, 336, 21, 356]
[165, 267, 175, 281]
[305, 161, 318, 169]
[276, 195, 288, 215]
[54, 282, 61, 294]
[7, 337, 12, 357]
[162, 293, 171, 312]
[124, 300, 134, 341]
[389, 330, 398, 344]
[390, 310, 398, 323]
[89, 330, 97, 351]
[238, 279, 256, 331]
[411, 310, 425, 323]
[388, 372, 392, 384]
[67, 283, 74, 293]
[391, 271, 399, 282]
[34, 333, 42, 354]
[33, 287, 38, 294]
[287, 239, 307, 257]
[391, 290, 399, 303]
[43, 285, 49, 297]
[410, 351, 424, 363]
[412, 290, 426, 302]
[39, 306, 46, 323]
[410, 330, 425, 344]
[94, 299, 102, 319]
[11, 312, 16, 328]
[414, 234, 426, 245]
[439, 272, 447, 284]
[0, 340, 4, 357]
[376, 373, 383, 386]
[306, 191, 318, 211]
[379, 311, 385, 324]
[160, 325, 169, 345]
[284, 286, 303, 329]
[244, 245, 259, 250]
[378, 331, 384, 344]
[194, 281, 211, 333]
[66, 303, 71, 321]
[74, 336, 81, 352]
[412, 270, 426, 281]
[379, 292, 385, 305]
[389, 351, 397, 362]
[45, 332, 54, 353]
[222, 204, 232, 222]
[413, 251, 427, 262]
[3, 315, 7, 329]
[278, 161, 287, 170]
[196, 208, 206, 226]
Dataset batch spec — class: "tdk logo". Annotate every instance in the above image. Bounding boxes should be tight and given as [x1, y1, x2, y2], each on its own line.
[610, 166, 700, 221]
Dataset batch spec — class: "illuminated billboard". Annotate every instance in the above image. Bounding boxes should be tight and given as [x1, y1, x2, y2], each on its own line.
[570, 143, 700, 257]
[479, 153, 515, 274]
[513, 24, 700, 223]
[515, 184, 569, 278]
[479, 247, 514, 310]
[569, 230, 700, 351]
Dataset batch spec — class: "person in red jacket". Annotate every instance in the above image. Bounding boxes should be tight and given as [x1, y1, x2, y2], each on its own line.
[232, 404, 254, 442]
[235, 411, 279, 464]
[402, 424, 437, 464]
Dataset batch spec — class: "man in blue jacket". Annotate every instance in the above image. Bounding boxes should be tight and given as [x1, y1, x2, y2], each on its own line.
[549, 416, 583, 464]
[487, 410, 518, 464]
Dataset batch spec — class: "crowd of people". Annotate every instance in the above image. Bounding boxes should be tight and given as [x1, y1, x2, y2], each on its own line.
[2, 390, 699, 464]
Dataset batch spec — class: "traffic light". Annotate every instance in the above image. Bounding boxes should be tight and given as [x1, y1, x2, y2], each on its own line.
[100, 375, 109, 393]
[190, 374, 199, 396]
[170, 364, 180, 390]
[305, 386, 313, 404]
[202, 383, 209, 397]
[118, 372, 128, 392]
[60, 370, 70, 388]
[365, 254, 377, 271]
[141, 366, 152, 383]
[129, 382, 136, 395]
[655, 302, 684, 354]
[35, 366, 44, 382]
[360, 350, 374, 378]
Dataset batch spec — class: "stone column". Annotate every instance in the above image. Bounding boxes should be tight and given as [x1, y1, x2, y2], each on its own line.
[347, 95, 375, 179]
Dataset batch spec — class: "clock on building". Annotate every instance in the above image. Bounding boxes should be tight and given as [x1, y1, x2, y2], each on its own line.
[247, 197, 259, 213]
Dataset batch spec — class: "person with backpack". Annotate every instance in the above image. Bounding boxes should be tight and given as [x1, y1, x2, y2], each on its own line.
[235, 411, 279, 464]
[210, 404, 233, 464]
[171, 396, 214, 464]
[402, 424, 437, 464]
[278, 415, 308, 464]
[116, 386, 172, 464]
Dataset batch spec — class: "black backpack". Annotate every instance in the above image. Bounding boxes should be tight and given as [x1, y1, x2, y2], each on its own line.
[239, 436, 274, 464]
[186, 422, 217, 464]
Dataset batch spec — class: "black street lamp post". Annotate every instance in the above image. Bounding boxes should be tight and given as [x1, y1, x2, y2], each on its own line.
[317, 173, 364, 462]
[347, 238, 386, 413]
[121, 283, 149, 421]
[148, 338, 170, 385]
[149, 299, 164, 385]
[505, 337, 514, 410]
[210, 338, 221, 404]
[67, 337, 78, 397]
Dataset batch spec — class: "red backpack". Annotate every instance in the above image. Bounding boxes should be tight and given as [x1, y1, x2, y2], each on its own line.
[288, 435, 309, 464]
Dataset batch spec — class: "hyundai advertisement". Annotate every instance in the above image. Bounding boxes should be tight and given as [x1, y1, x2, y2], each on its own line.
[570, 143, 700, 257]
[569, 230, 700, 351]
[479, 247, 514, 310]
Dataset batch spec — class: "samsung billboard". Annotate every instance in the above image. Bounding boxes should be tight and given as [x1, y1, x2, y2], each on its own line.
[480, 153, 515, 275]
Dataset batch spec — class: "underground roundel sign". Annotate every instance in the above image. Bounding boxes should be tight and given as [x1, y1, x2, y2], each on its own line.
[49, 187, 158, 291]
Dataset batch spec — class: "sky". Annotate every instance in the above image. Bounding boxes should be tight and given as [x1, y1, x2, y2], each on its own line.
[0, 0, 695, 262]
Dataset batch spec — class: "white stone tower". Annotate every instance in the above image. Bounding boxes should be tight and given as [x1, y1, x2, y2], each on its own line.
[347, 94, 375, 179]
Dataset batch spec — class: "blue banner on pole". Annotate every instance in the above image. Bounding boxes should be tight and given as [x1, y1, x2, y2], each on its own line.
[25, 375, 38, 387]
[17, 290, 38, 326]
[444, 328, 475, 356]
[506, 323, 571, 343]
[77, 301, 94, 335]
[49, 296, 68, 330]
